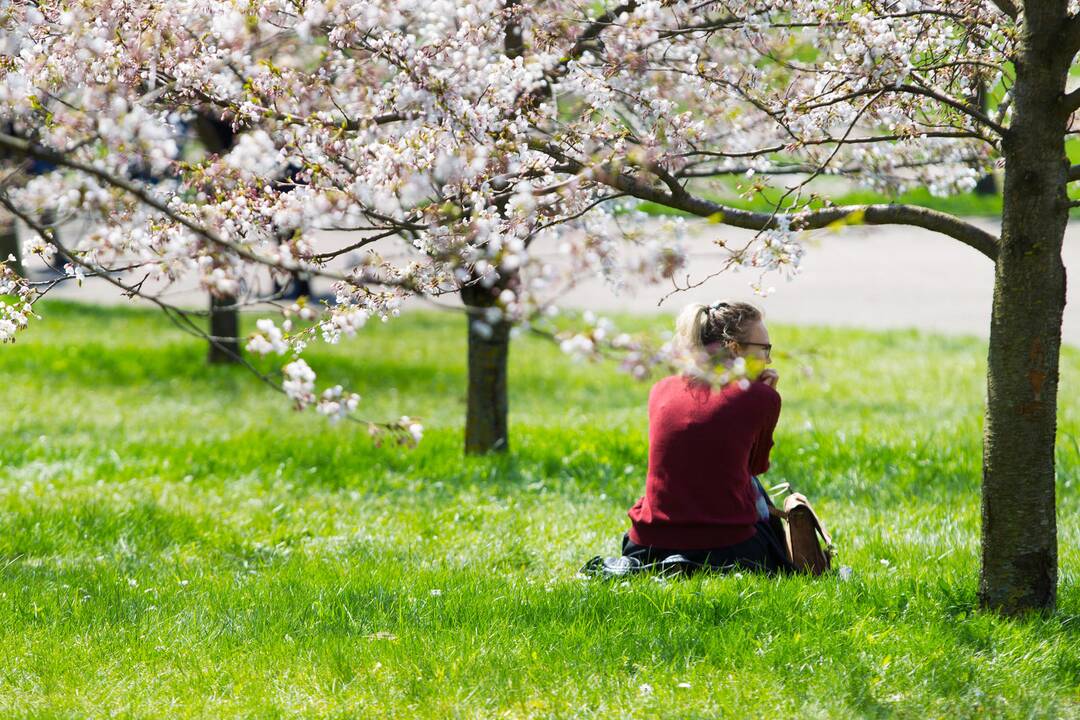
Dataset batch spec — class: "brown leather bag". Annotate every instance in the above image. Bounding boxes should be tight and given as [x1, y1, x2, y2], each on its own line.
[769, 492, 833, 575]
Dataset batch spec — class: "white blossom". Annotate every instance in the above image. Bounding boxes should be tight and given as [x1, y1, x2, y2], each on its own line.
[282, 359, 317, 409]
[316, 385, 361, 423]
[247, 318, 289, 355]
[0, 0, 1012, 433]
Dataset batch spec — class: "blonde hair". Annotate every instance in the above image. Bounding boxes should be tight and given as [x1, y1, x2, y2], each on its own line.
[674, 300, 763, 370]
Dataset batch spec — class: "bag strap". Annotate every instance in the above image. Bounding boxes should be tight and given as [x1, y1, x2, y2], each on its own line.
[765, 481, 790, 501]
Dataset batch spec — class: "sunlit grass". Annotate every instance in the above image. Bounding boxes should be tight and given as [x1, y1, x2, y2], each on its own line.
[1, 301, 1078, 718]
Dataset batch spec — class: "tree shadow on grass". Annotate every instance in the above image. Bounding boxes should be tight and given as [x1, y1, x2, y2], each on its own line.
[0, 499, 214, 560]
[12, 421, 998, 510]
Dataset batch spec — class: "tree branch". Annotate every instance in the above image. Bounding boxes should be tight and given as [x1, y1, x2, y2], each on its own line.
[0, 132, 452, 298]
[0, 132, 326, 272]
[567, 3, 637, 60]
[676, 130, 993, 160]
[988, 0, 1019, 19]
[1062, 86, 1080, 115]
[0, 192, 424, 436]
[1, 193, 268, 373]
[890, 84, 1008, 137]
[537, 144, 1000, 261]
[1061, 13, 1080, 59]
[0, 132, 448, 290]
[523, 2, 638, 106]
[504, 0, 524, 59]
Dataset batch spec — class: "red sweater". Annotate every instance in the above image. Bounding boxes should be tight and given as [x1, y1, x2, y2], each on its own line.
[627, 375, 782, 550]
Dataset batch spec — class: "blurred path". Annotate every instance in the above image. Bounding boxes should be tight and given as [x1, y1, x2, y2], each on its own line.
[29, 216, 1080, 345]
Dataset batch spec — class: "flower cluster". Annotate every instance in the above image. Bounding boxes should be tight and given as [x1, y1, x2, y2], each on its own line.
[0, 0, 1017, 438]
[0, 261, 37, 342]
[282, 359, 317, 410]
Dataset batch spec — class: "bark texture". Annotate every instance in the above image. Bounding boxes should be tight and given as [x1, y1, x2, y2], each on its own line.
[195, 114, 242, 365]
[980, 4, 1070, 613]
[461, 282, 510, 454]
[207, 294, 242, 364]
[0, 214, 20, 276]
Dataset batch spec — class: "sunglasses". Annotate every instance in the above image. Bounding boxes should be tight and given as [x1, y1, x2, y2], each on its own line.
[739, 341, 773, 355]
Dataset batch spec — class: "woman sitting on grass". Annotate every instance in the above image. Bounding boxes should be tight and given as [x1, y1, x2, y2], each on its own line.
[620, 300, 793, 574]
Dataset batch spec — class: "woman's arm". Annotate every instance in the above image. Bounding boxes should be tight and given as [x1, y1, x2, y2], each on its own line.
[748, 383, 782, 475]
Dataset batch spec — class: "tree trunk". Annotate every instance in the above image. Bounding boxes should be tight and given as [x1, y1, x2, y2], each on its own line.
[194, 114, 242, 365]
[207, 294, 242, 364]
[273, 271, 312, 300]
[461, 282, 510, 454]
[0, 215, 20, 276]
[447, 2, 524, 455]
[973, 82, 998, 196]
[973, 172, 998, 196]
[980, 14, 1070, 613]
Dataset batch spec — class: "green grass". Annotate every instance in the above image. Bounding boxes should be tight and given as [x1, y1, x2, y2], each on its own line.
[2, 301, 1079, 718]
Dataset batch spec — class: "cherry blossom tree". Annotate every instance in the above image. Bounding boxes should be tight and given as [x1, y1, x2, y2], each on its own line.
[0, 0, 1074, 613]
[188, 110, 244, 364]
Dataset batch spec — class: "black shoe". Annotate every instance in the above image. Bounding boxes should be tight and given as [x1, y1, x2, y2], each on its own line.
[579, 555, 644, 579]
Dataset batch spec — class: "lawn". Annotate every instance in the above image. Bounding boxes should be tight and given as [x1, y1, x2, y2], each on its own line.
[1, 301, 1079, 719]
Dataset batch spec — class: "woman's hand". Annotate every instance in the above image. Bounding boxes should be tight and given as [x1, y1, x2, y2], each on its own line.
[758, 369, 779, 388]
